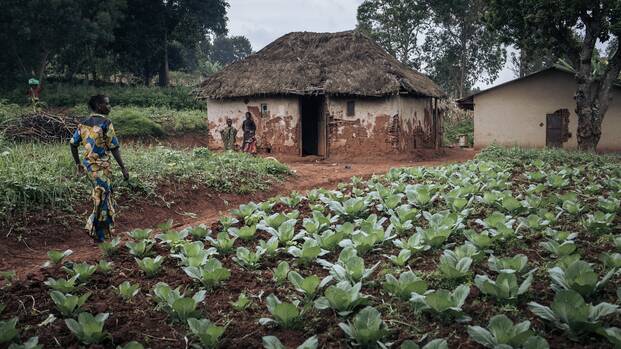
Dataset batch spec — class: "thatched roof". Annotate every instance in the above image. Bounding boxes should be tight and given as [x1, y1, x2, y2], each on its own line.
[198, 30, 445, 99]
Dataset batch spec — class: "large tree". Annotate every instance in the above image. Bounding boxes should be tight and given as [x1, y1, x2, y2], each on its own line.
[423, 0, 506, 98]
[114, 0, 228, 86]
[357, 0, 430, 68]
[210, 35, 252, 65]
[488, 0, 621, 151]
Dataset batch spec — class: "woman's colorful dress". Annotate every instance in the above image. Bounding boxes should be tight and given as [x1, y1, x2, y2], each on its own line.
[70, 114, 120, 241]
[242, 118, 257, 154]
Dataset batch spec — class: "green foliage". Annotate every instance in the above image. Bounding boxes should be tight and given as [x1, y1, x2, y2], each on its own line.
[475, 272, 533, 301]
[315, 281, 369, 316]
[549, 260, 615, 297]
[187, 318, 226, 349]
[288, 271, 326, 300]
[272, 261, 290, 285]
[136, 255, 165, 277]
[50, 291, 91, 316]
[45, 249, 73, 267]
[44, 275, 79, 293]
[115, 281, 140, 301]
[116, 341, 144, 349]
[323, 247, 381, 283]
[126, 240, 155, 258]
[443, 117, 474, 147]
[62, 262, 97, 283]
[65, 312, 109, 344]
[127, 229, 152, 240]
[230, 293, 252, 311]
[99, 237, 122, 256]
[288, 240, 324, 265]
[410, 284, 470, 320]
[7, 336, 43, 349]
[339, 306, 389, 348]
[259, 294, 302, 329]
[0, 318, 18, 343]
[205, 232, 237, 254]
[0, 144, 289, 222]
[438, 250, 473, 279]
[183, 259, 231, 289]
[467, 314, 548, 349]
[233, 246, 264, 269]
[384, 271, 428, 301]
[528, 290, 619, 340]
[262, 335, 318, 349]
[229, 225, 257, 240]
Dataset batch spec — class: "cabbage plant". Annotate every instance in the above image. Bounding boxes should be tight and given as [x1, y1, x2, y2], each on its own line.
[549, 259, 615, 296]
[62, 262, 97, 283]
[127, 228, 152, 240]
[410, 284, 470, 321]
[183, 259, 231, 289]
[44, 275, 79, 293]
[474, 271, 533, 301]
[126, 240, 155, 258]
[314, 281, 369, 316]
[288, 271, 330, 300]
[467, 314, 549, 349]
[99, 237, 121, 256]
[438, 250, 473, 279]
[234, 246, 264, 269]
[272, 261, 290, 285]
[136, 256, 165, 278]
[115, 281, 140, 301]
[259, 294, 302, 329]
[339, 306, 389, 348]
[205, 232, 236, 254]
[50, 291, 91, 316]
[44, 249, 73, 267]
[288, 240, 325, 265]
[65, 312, 109, 344]
[187, 318, 226, 349]
[383, 271, 428, 301]
[262, 335, 318, 349]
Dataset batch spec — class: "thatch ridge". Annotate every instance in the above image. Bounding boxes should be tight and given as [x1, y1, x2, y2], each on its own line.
[198, 30, 445, 99]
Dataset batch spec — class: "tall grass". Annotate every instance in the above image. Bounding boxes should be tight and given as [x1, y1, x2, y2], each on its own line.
[0, 143, 290, 222]
[476, 144, 621, 166]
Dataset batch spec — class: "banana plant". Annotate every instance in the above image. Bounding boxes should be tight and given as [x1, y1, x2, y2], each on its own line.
[99, 237, 121, 256]
[65, 312, 109, 344]
[528, 289, 619, 340]
[115, 281, 140, 301]
[187, 318, 226, 349]
[262, 335, 318, 349]
[288, 239, 326, 265]
[63, 262, 97, 283]
[126, 240, 155, 258]
[383, 271, 428, 301]
[410, 284, 471, 321]
[288, 271, 330, 300]
[44, 275, 79, 293]
[205, 231, 236, 254]
[43, 249, 73, 268]
[234, 246, 264, 269]
[228, 225, 257, 240]
[259, 294, 302, 329]
[438, 250, 473, 279]
[467, 314, 549, 349]
[488, 255, 529, 274]
[339, 306, 389, 348]
[549, 259, 615, 296]
[314, 281, 369, 316]
[474, 271, 533, 301]
[272, 261, 290, 285]
[50, 291, 91, 316]
[136, 255, 165, 278]
[183, 259, 231, 289]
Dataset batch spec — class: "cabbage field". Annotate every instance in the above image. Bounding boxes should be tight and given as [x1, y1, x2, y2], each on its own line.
[1, 147, 620, 349]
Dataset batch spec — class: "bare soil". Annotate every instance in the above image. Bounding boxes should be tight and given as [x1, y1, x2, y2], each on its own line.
[0, 148, 475, 279]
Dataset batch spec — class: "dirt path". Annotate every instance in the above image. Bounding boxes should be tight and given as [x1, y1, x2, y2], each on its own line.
[0, 149, 475, 278]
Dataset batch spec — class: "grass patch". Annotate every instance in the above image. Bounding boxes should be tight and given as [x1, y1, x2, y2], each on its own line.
[477, 144, 621, 166]
[0, 143, 290, 222]
[443, 116, 473, 147]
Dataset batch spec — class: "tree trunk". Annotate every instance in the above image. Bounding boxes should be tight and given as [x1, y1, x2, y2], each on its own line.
[158, 31, 170, 87]
[143, 66, 151, 86]
[575, 102, 602, 152]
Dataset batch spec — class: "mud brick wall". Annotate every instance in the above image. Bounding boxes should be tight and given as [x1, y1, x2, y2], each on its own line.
[326, 95, 437, 156]
[207, 97, 300, 154]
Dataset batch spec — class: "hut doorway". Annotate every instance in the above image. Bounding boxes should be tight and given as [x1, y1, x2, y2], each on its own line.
[300, 95, 326, 156]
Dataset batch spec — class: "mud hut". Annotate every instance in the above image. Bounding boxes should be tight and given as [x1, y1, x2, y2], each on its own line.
[198, 30, 445, 157]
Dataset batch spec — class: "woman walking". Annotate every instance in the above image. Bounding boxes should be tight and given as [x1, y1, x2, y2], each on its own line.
[241, 112, 257, 154]
[70, 95, 129, 242]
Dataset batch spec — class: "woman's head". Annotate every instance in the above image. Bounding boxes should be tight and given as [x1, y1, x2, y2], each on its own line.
[245, 112, 252, 120]
[88, 95, 111, 115]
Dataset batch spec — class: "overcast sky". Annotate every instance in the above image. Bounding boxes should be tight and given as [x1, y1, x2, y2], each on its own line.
[226, 0, 515, 89]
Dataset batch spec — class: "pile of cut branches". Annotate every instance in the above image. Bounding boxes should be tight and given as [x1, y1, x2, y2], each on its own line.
[1, 111, 79, 142]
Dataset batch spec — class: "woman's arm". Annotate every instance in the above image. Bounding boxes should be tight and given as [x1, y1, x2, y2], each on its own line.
[111, 148, 129, 180]
[70, 143, 84, 175]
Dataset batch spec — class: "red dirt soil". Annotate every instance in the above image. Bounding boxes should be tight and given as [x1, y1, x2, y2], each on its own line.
[0, 148, 475, 279]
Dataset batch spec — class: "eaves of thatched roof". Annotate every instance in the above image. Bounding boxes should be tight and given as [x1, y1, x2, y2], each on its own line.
[198, 30, 445, 99]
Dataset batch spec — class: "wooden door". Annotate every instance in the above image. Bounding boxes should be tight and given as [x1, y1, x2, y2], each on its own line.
[546, 109, 570, 148]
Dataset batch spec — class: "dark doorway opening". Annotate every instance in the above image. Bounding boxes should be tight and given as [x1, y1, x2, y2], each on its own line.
[300, 95, 326, 156]
[546, 109, 570, 148]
